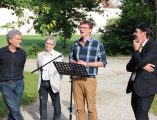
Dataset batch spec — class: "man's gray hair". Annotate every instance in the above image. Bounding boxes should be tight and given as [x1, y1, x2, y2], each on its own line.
[6, 29, 21, 43]
[45, 35, 56, 47]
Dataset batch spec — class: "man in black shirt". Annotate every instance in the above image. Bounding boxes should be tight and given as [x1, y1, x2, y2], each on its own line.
[0, 30, 26, 120]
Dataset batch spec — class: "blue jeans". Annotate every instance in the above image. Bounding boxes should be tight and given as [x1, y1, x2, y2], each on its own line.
[39, 81, 61, 120]
[0, 80, 24, 120]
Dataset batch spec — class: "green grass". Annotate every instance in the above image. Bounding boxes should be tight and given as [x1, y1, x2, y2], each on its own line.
[0, 35, 7, 48]
[0, 34, 101, 58]
[22, 72, 38, 105]
[0, 95, 7, 118]
[151, 95, 157, 115]
[0, 72, 38, 118]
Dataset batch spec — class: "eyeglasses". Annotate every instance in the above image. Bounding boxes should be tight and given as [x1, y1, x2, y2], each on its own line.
[79, 27, 90, 29]
[45, 42, 54, 45]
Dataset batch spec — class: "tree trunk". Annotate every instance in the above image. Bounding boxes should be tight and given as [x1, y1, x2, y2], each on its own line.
[63, 37, 67, 48]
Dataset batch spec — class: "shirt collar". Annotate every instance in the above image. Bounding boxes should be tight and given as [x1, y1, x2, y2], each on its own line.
[77, 36, 93, 44]
[6, 46, 20, 53]
[44, 49, 54, 56]
[142, 39, 148, 47]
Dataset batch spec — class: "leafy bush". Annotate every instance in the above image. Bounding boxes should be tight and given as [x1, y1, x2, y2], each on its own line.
[100, 18, 133, 55]
[100, 0, 154, 56]
[25, 42, 41, 56]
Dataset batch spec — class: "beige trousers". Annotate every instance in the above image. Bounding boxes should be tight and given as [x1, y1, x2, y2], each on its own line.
[73, 77, 97, 120]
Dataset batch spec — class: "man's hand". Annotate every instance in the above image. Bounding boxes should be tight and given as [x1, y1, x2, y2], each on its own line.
[77, 60, 87, 66]
[143, 63, 155, 72]
[133, 39, 142, 51]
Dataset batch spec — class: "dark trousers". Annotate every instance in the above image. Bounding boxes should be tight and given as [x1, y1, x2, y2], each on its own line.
[131, 92, 155, 120]
[39, 81, 61, 120]
[0, 80, 24, 120]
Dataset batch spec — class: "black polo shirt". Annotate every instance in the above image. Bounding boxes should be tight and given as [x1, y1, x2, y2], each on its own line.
[0, 46, 26, 82]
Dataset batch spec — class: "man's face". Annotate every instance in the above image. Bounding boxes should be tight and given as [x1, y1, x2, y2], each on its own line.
[9, 34, 22, 48]
[45, 39, 54, 52]
[79, 24, 92, 37]
[133, 28, 146, 43]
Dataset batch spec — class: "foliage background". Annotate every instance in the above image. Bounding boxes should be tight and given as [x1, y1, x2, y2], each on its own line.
[99, 0, 154, 55]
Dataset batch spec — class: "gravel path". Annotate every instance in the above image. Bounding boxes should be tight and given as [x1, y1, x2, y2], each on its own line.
[2, 57, 157, 120]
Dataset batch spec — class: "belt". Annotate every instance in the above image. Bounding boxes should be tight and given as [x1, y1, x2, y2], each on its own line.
[74, 75, 96, 78]
[88, 75, 96, 78]
[41, 80, 50, 82]
[73, 76, 96, 81]
[0, 79, 22, 83]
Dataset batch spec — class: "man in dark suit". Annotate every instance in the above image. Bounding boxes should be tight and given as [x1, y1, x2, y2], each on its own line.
[126, 23, 157, 120]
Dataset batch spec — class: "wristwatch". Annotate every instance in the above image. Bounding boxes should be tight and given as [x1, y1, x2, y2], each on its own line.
[86, 62, 89, 67]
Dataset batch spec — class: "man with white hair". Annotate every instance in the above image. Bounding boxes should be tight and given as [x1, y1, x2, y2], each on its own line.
[37, 35, 64, 120]
[0, 29, 26, 120]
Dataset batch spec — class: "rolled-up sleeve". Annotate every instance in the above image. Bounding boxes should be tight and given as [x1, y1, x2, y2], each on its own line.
[98, 42, 107, 67]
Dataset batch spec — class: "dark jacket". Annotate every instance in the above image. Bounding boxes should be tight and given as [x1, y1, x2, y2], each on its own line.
[126, 40, 157, 97]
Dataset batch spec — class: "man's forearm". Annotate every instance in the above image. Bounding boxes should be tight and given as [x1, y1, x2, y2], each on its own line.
[70, 59, 78, 64]
[71, 59, 105, 67]
[87, 61, 104, 67]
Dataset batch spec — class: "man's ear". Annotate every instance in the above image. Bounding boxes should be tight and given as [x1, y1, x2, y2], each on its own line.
[8, 39, 12, 44]
[143, 31, 147, 37]
[89, 29, 92, 33]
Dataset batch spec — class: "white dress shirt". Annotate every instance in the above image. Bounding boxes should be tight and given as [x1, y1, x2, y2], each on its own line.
[42, 53, 52, 81]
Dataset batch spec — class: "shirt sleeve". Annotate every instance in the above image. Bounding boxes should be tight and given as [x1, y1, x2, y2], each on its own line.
[98, 42, 107, 67]
[69, 44, 75, 63]
[22, 50, 27, 70]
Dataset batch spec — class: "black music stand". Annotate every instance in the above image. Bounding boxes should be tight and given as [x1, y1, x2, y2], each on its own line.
[53, 61, 89, 120]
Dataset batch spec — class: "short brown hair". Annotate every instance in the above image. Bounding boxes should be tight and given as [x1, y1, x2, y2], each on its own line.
[80, 20, 93, 29]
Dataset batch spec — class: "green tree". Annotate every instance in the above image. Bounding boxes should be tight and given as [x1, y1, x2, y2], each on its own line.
[0, 0, 35, 34]
[0, 22, 15, 32]
[0, 0, 32, 17]
[33, 0, 104, 48]
[146, 0, 157, 40]
[0, 0, 109, 48]
[100, 0, 154, 55]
